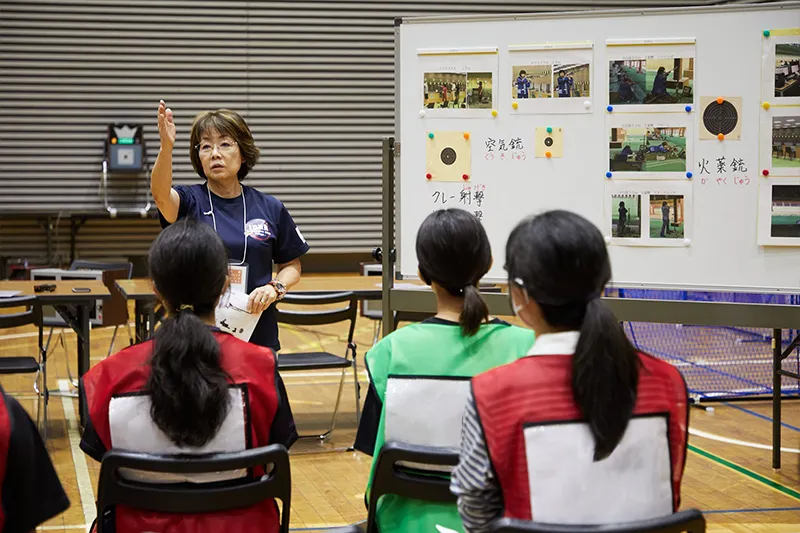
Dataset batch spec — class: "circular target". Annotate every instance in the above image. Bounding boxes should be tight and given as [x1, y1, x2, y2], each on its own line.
[703, 100, 738, 136]
[544, 137, 554, 147]
[440, 147, 457, 166]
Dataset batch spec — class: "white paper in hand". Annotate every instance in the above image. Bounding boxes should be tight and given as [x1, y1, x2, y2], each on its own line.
[215, 290, 261, 342]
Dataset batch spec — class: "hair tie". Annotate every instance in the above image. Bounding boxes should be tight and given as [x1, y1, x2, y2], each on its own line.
[179, 304, 194, 312]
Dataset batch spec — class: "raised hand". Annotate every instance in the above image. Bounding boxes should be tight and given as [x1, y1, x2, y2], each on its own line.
[157, 99, 176, 150]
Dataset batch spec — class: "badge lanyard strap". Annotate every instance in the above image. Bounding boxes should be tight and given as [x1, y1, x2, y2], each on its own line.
[206, 183, 247, 266]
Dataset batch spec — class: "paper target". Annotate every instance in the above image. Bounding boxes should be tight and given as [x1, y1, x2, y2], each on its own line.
[425, 131, 471, 182]
[535, 127, 564, 158]
[699, 97, 742, 140]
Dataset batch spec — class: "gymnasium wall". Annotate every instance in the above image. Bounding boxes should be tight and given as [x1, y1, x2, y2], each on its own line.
[0, 0, 766, 269]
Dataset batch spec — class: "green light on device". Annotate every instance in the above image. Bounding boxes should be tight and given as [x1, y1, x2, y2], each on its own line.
[118, 138, 134, 144]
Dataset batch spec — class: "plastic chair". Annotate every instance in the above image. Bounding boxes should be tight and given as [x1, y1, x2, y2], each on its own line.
[365, 441, 459, 533]
[275, 291, 360, 440]
[0, 296, 48, 441]
[489, 510, 706, 533]
[96, 444, 291, 533]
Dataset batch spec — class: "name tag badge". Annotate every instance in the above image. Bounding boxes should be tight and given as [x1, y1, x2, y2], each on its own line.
[228, 263, 249, 295]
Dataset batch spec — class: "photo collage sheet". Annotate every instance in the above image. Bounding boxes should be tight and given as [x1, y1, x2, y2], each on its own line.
[604, 39, 696, 247]
[757, 29, 800, 246]
[419, 44, 594, 222]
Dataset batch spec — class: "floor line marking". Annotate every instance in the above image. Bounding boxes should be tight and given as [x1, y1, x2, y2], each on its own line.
[722, 402, 800, 433]
[689, 427, 800, 453]
[60, 380, 96, 527]
[688, 443, 800, 500]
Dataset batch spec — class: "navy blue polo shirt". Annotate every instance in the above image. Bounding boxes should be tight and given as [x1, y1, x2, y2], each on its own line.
[158, 182, 309, 351]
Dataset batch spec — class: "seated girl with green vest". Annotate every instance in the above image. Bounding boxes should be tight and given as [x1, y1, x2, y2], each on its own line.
[353, 208, 536, 533]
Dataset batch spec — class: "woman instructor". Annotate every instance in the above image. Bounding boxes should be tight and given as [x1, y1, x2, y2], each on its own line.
[151, 100, 309, 352]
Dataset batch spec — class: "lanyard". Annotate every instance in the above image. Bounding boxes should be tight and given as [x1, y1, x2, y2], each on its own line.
[205, 183, 247, 266]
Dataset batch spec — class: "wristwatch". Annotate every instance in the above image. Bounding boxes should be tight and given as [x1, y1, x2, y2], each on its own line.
[269, 279, 287, 300]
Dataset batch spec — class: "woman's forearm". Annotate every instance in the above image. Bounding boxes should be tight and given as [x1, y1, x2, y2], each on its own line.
[150, 147, 174, 205]
[275, 258, 302, 290]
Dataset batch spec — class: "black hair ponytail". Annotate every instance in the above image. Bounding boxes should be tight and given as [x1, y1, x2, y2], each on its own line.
[572, 298, 639, 460]
[146, 218, 232, 447]
[416, 209, 492, 336]
[506, 210, 639, 461]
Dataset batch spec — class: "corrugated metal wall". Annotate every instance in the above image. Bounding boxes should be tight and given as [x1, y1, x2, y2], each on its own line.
[0, 0, 748, 264]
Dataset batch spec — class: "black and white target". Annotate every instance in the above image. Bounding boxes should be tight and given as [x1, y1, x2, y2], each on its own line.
[703, 100, 739, 136]
[440, 147, 458, 165]
[544, 137, 554, 147]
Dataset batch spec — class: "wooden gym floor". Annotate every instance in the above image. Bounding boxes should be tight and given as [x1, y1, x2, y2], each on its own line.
[0, 275, 798, 532]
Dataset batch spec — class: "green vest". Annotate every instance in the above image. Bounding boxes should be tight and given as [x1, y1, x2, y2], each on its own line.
[365, 319, 535, 533]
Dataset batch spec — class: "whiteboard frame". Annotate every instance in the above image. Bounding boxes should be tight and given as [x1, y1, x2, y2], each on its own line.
[395, 1, 800, 292]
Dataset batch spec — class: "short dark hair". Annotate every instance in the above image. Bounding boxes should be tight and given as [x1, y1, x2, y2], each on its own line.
[190, 109, 261, 181]
[519, 69, 527, 76]
[559, 70, 566, 75]
[417, 209, 491, 336]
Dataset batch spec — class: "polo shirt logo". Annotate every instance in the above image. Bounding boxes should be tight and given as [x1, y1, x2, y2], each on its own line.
[245, 218, 272, 241]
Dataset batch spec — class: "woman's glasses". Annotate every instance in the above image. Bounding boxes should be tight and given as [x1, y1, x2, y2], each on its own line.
[196, 140, 238, 156]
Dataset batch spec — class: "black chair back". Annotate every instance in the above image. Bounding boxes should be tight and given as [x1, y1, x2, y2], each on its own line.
[489, 510, 706, 533]
[366, 441, 459, 533]
[0, 295, 40, 329]
[70, 260, 134, 278]
[96, 444, 291, 533]
[276, 291, 358, 337]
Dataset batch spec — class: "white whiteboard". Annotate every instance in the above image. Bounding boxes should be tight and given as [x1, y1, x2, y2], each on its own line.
[397, 2, 800, 292]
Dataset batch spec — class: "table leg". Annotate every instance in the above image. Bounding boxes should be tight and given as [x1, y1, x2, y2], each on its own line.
[77, 303, 91, 427]
[148, 305, 157, 338]
[773, 328, 782, 471]
[135, 300, 146, 342]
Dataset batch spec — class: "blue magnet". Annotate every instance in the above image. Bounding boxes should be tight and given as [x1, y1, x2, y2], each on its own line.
[686, 172, 693, 179]
[607, 105, 613, 112]
[606, 172, 613, 179]
[685, 105, 692, 113]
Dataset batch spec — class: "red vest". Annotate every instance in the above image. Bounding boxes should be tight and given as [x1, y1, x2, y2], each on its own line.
[83, 332, 281, 533]
[472, 352, 688, 522]
[0, 394, 10, 531]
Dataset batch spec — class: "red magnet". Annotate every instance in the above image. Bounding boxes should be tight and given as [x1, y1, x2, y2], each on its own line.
[762, 169, 770, 176]
[462, 174, 469, 181]
[426, 173, 432, 180]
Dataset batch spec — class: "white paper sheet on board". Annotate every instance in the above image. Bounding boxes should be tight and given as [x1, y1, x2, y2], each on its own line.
[216, 290, 262, 342]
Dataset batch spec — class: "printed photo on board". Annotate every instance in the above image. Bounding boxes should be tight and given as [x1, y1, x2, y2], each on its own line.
[609, 127, 686, 172]
[775, 43, 800, 98]
[610, 127, 647, 171]
[650, 195, 685, 239]
[466, 72, 493, 109]
[772, 115, 799, 169]
[553, 63, 590, 98]
[611, 195, 642, 238]
[771, 185, 800, 238]
[608, 58, 694, 105]
[644, 127, 687, 172]
[511, 65, 552, 99]
[424, 73, 467, 109]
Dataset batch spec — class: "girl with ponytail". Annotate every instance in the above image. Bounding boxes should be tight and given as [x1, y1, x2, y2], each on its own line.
[354, 208, 535, 533]
[79, 218, 297, 533]
[452, 210, 690, 532]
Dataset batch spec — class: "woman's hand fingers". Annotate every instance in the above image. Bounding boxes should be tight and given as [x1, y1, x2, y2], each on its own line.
[247, 286, 277, 314]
